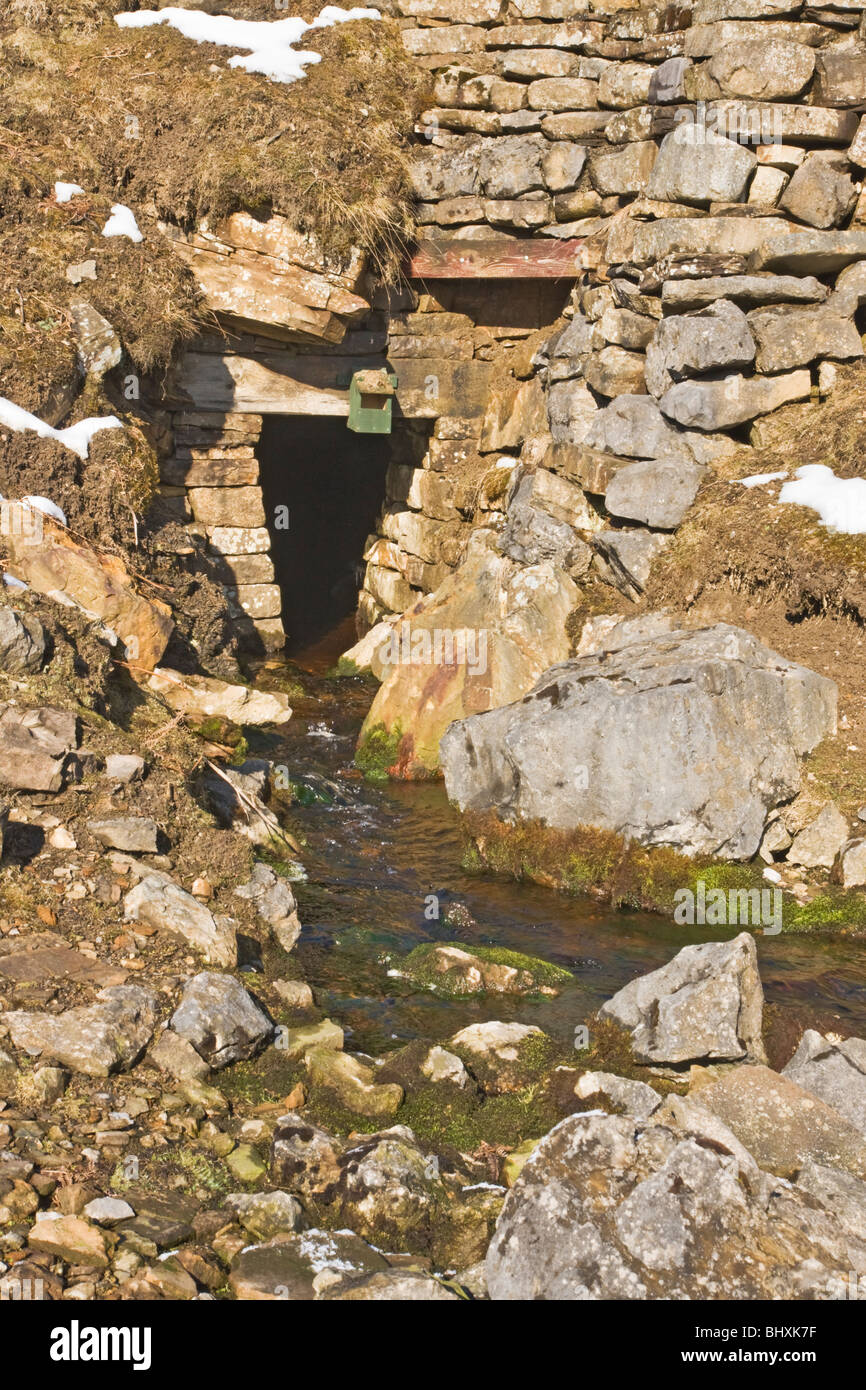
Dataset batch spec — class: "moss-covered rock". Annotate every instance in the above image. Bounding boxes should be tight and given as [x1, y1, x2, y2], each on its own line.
[396, 942, 572, 998]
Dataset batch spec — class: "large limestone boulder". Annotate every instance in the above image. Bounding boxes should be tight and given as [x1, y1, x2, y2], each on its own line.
[357, 535, 578, 779]
[485, 1109, 866, 1299]
[440, 623, 837, 860]
[599, 933, 766, 1065]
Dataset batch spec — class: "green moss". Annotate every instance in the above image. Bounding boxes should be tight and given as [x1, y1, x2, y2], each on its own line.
[355, 720, 404, 782]
[327, 658, 361, 678]
[461, 809, 769, 919]
[782, 891, 866, 935]
[399, 941, 571, 996]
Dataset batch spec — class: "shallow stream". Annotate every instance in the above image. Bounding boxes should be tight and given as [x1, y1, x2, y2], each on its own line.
[250, 620, 866, 1060]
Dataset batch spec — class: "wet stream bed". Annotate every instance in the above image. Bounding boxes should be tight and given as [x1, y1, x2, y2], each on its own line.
[247, 621, 866, 1066]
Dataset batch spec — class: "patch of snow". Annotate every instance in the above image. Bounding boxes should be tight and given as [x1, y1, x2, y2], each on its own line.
[0, 396, 122, 460]
[763, 867, 782, 884]
[54, 181, 85, 204]
[779, 464, 866, 535]
[115, 6, 379, 84]
[22, 496, 67, 527]
[2, 575, 28, 590]
[739, 470, 788, 489]
[101, 203, 144, 243]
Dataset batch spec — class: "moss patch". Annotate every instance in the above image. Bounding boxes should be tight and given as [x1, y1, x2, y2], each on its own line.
[354, 719, 404, 782]
[398, 941, 572, 996]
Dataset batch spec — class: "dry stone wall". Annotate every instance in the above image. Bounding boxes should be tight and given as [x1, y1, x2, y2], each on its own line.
[160, 0, 866, 646]
[355, 0, 866, 616]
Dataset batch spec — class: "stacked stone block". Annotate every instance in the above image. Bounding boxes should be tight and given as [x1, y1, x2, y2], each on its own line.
[161, 411, 286, 653]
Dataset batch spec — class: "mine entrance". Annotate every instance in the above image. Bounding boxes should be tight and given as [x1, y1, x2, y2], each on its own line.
[257, 416, 390, 654]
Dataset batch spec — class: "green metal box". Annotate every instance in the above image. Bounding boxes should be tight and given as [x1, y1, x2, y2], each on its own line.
[347, 369, 398, 435]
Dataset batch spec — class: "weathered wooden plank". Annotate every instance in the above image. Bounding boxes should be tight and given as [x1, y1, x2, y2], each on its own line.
[409, 236, 586, 278]
[167, 352, 492, 418]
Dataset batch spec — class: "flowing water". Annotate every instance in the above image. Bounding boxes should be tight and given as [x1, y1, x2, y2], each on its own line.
[248, 619, 866, 1060]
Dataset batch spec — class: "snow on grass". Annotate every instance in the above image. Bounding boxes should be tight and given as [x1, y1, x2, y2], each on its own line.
[101, 204, 144, 243]
[0, 396, 122, 461]
[779, 464, 866, 535]
[739, 470, 788, 489]
[54, 181, 85, 204]
[114, 6, 380, 84]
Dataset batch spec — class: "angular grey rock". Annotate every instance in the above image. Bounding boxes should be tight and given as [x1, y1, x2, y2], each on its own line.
[541, 313, 597, 380]
[752, 230, 866, 276]
[68, 298, 122, 379]
[783, 1030, 866, 1135]
[814, 50, 866, 110]
[409, 143, 480, 201]
[546, 376, 598, 443]
[646, 123, 756, 206]
[779, 156, 858, 231]
[831, 260, 866, 318]
[170, 971, 273, 1068]
[499, 472, 592, 578]
[84, 1197, 135, 1225]
[582, 346, 646, 398]
[795, 1161, 866, 1247]
[645, 300, 756, 399]
[224, 1190, 306, 1240]
[0, 705, 77, 792]
[583, 394, 695, 462]
[747, 304, 863, 373]
[229, 1228, 387, 1301]
[660, 370, 811, 430]
[703, 39, 814, 101]
[661, 274, 828, 311]
[787, 802, 849, 868]
[649, 56, 689, 104]
[104, 753, 145, 783]
[124, 875, 238, 968]
[147, 1028, 211, 1082]
[0, 608, 47, 674]
[271, 1112, 344, 1199]
[541, 141, 586, 192]
[696, 1064, 866, 1181]
[3, 985, 159, 1078]
[88, 817, 159, 853]
[479, 133, 546, 198]
[574, 1070, 662, 1119]
[588, 140, 657, 196]
[834, 837, 866, 888]
[599, 933, 766, 1065]
[441, 624, 837, 860]
[604, 457, 706, 531]
[593, 529, 670, 598]
[234, 860, 301, 954]
[486, 1108, 866, 1300]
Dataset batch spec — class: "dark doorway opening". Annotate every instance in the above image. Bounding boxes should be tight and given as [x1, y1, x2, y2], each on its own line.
[257, 415, 389, 654]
